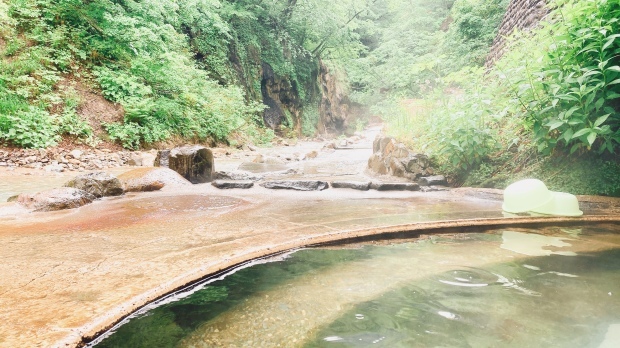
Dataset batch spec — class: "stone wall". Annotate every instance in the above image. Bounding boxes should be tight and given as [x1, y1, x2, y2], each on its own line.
[486, 0, 549, 65]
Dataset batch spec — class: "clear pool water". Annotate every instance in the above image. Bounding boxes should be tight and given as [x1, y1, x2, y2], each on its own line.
[92, 224, 620, 347]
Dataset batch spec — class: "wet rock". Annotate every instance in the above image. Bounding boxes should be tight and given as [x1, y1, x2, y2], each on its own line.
[419, 175, 447, 186]
[370, 182, 420, 191]
[330, 181, 371, 191]
[64, 171, 123, 198]
[211, 180, 254, 189]
[215, 170, 264, 182]
[17, 187, 96, 212]
[260, 180, 329, 191]
[420, 185, 450, 192]
[155, 149, 170, 167]
[156, 146, 215, 183]
[118, 167, 191, 192]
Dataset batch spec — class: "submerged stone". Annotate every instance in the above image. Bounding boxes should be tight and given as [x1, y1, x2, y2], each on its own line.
[370, 182, 420, 191]
[330, 181, 371, 191]
[17, 187, 95, 212]
[64, 171, 123, 198]
[420, 185, 449, 192]
[215, 171, 264, 182]
[260, 180, 329, 191]
[211, 180, 254, 189]
[419, 175, 447, 187]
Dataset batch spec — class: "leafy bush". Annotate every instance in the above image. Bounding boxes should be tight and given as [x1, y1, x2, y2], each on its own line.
[94, 67, 152, 102]
[509, 0, 620, 155]
[0, 107, 59, 148]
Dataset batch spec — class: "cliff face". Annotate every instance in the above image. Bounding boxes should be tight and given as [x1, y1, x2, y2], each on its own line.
[486, 0, 549, 65]
[256, 60, 355, 137]
[317, 62, 353, 135]
[260, 62, 303, 133]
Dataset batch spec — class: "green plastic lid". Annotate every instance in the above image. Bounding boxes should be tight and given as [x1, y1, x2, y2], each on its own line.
[530, 192, 583, 217]
[502, 179, 554, 213]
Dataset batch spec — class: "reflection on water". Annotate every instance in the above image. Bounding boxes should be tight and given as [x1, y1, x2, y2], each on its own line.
[500, 230, 577, 256]
[93, 226, 620, 348]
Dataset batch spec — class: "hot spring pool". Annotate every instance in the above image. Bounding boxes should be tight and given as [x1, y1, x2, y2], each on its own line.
[90, 224, 620, 347]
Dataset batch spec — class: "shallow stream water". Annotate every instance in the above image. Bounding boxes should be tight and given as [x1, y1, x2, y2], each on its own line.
[93, 224, 620, 348]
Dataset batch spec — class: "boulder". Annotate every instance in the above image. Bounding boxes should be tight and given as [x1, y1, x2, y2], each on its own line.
[330, 181, 371, 191]
[370, 182, 420, 191]
[118, 167, 191, 192]
[17, 187, 96, 212]
[64, 171, 123, 198]
[367, 153, 388, 175]
[211, 180, 254, 189]
[419, 175, 448, 186]
[155, 146, 214, 183]
[368, 135, 434, 181]
[260, 180, 329, 191]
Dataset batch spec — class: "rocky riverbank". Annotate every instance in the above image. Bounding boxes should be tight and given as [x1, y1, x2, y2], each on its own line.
[0, 147, 135, 172]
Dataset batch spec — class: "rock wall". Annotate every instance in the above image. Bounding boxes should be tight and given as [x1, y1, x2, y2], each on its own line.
[261, 62, 302, 133]
[486, 0, 549, 65]
[260, 60, 357, 137]
[317, 61, 352, 135]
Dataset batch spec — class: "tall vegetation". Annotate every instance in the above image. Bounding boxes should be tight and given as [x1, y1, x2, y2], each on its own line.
[381, 0, 620, 195]
[0, 0, 375, 149]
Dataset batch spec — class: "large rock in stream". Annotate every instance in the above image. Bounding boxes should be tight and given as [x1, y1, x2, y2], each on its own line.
[17, 187, 96, 212]
[155, 146, 214, 184]
[118, 167, 192, 192]
[63, 171, 123, 198]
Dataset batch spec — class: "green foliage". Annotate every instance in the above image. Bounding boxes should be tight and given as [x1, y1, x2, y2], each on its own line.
[442, 0, 510, 69]
[381, 0, 620, 195]
[0, 107, 59, 148]
[347, 0, 456, 104]
[56, 93, 94, 143]
[94, 67, 152, 102]
[507, 0, 620, 155]
[302, 102, 320, 137]
[2, 0, 327, 148]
